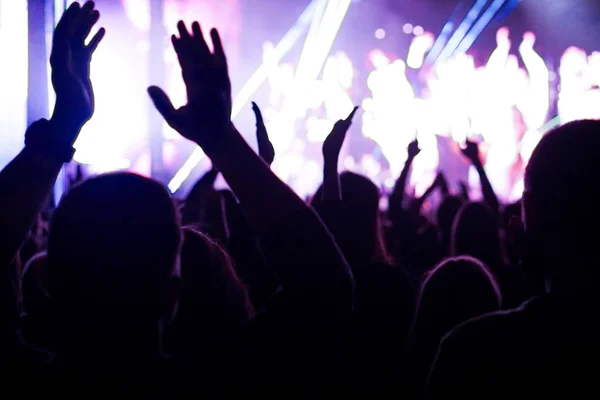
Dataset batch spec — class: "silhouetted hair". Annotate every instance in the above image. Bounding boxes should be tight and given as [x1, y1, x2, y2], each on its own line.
[178, 227, 253, 326]
[451, 202, 504, 267]
[437, 196, 463, 238]
[170, 228, 253, 362]
[525, 119, 600, 252]
[412, 256, 502, 341]
[340, 172, 390, 265]
[47, 173, 180, 323]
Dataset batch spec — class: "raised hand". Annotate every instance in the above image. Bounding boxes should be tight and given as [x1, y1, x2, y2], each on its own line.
[322, 106, 358, 163]
[407, 139, 421, 160]
[252, 102, 275, 166]
[435, 171, 449, 195]
[321, 107, 358, 202]
[148, 21, 232, 153]
[462, 139, 499, 215]
[461, 139, 481, 165]
[0, 1, 105, 268]
[50, 1, 105, 141]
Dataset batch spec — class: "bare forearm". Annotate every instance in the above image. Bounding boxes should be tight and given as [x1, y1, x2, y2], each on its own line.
[322, 160, 341, 201]
[414, 181, 438, 211]
[203, 126, 306, 237]
[392, 156, 414, 206]
[475, 161, 499, 215]
[0, 147, 62, 267]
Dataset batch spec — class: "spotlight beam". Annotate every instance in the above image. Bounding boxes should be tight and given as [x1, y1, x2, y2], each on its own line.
[436, 0, 489, 63]
[455, 0, 510, 55]
[426, 0, 470, 64]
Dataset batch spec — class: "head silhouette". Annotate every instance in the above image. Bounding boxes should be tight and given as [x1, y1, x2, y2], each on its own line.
[47, 173, 181, 357]
[524, 119, 600, 292]
[412, 256, 501, 343]
[171, 228, 252, 361]
[451, 202, 504, 268]
[339, 171, 389, 265]
[437, 195, 464, 254]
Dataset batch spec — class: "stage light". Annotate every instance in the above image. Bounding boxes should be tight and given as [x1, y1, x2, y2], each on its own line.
[402, 23, 414, 34]
[407, 32, 435, 69]
[0, 0, 28, 170]
[426, 0, 471, 64]
[436, 0, 489, 61]
[454, 0, 510, 55]
[413, 26, 424, 36]
[168, 0, 322, 192]
[375, 28, 386, 39]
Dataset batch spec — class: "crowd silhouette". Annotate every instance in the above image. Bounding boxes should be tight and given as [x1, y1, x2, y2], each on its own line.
[2, 1, 599, 397]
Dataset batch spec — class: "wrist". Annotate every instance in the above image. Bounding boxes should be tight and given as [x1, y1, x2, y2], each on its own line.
[25, 119, 76, 163]
[192, 122, 238, 156]
[324, 157, 339, 169]
[50, 108, 83, 146]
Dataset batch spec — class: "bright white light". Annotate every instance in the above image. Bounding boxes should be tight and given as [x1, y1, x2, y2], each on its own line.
[375, 28, 386, 39]
[0, 0, 28, 169]
[406, 32, 434, 69]
[403, 23, 414, 34]
[167, 148, 206, 192]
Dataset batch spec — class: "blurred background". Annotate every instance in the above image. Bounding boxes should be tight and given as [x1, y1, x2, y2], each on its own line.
[1, 0, 599, 201]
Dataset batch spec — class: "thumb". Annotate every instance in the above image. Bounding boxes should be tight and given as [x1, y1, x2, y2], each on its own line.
[148, 86, 178, 126]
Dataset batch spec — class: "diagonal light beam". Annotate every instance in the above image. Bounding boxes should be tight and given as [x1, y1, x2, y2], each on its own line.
[436, 0, 489, 62]
[454, 0, 511, 55]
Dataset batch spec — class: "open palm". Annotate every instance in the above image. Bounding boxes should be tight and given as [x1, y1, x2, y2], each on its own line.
[148, 21, 232, 153]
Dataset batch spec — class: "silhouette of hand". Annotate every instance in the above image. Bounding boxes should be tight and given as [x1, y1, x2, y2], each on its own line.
[322, 106, 358, 162]
[435, 171, 449, 194]
[50, 1, 105, 140]
[461, 139, 481, 165]
[252, 102, 275, 165]
[407, 139, 421, 160]
[148, 21, 232, 153]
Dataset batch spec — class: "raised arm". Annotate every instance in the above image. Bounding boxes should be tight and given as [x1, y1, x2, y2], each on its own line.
[409, 172, 444, 213]
[321, 107, 357, 201]
[389, 139, 421, 216]
[148, 21, 352, 303]
[251, 102, 275, 166]
[0, 1, 104, 267]
[462, 139, 499, 216]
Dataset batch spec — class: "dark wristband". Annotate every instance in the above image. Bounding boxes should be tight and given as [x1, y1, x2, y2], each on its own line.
[24, 119, 76, 163]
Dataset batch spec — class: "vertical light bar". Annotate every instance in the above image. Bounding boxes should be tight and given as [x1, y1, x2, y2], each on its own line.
[0, 0, 28, 168]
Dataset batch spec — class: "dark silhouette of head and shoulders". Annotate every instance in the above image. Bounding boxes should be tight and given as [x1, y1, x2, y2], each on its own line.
[427, 120, 600, 397]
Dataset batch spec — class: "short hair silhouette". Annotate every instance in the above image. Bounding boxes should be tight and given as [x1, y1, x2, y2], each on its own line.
[451, 202, 504, 268]
[47, 173, 180, 335]
[524, 119, 600, 285]
[413, 256, 502, 340]
[339, 171, 390, 264]
[170, 228, 253, 361]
